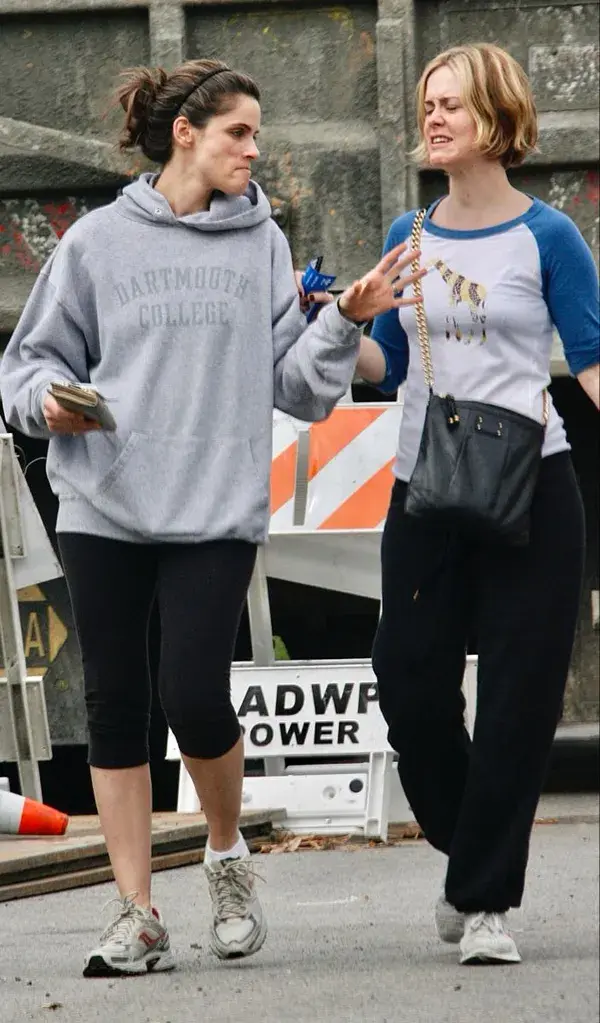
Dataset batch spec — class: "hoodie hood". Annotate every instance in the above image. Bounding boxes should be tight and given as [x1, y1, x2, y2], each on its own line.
[117, 171, 272, 232]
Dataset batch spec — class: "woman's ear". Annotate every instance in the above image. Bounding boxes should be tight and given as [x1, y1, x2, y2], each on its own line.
[172, 115, 196, 150]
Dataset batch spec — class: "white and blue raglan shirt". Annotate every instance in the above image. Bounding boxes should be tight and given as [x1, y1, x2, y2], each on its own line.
[371, 198, 600, 482]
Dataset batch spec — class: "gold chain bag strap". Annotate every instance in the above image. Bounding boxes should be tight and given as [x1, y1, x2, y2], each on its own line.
[410, 208, 435, 391]
[404, 209, 549, 546]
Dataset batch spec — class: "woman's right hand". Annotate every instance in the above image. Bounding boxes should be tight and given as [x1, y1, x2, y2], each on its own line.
[43, 393, 101, 435]
[338, 243, 425, 324]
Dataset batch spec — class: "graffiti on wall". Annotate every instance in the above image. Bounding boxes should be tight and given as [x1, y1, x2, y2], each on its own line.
[0, 198, 91, 273]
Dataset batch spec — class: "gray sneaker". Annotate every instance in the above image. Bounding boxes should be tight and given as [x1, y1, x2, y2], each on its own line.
[435, 895, 465, 944]
[83, 895, 175, 977]
[204, 855, 267, 960]
[459, 912, 521, 965]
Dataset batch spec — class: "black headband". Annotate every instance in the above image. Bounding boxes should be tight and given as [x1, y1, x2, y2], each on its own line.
[178, 66, 229, 111]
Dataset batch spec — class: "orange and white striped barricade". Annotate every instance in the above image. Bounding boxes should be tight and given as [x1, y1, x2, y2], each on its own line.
[269, 404, 401, 532]
[0, 427, 62, 803]
[168, 402, 479, 838]
[265, 404, 402, 599]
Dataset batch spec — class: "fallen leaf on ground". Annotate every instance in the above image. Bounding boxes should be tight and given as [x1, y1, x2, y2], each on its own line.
[257, 824, 423, 854]
[387, 822, 424, 841]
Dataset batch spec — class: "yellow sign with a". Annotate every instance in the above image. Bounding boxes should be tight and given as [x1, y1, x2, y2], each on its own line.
[0, 584, 68, 675]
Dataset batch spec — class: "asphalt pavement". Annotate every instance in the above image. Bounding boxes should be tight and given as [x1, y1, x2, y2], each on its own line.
[1, 794, 598, 1023]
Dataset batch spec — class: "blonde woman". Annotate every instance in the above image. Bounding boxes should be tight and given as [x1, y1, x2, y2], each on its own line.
[358, 43, 599, 965]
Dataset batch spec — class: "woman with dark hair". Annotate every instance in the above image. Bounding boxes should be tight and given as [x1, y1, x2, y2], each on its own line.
[0, 59, 423, 978]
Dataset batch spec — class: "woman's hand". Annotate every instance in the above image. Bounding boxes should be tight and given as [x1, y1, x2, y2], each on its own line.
[338, 243, 425, 324]
[294, 271, 335, 315]
[43, 393, 101, 435]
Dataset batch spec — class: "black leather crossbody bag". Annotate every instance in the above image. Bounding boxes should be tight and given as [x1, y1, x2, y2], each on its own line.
[404, 208, 548, 546]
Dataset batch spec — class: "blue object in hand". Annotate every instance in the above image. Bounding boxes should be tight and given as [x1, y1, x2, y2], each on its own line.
[302, 257, 337, 323]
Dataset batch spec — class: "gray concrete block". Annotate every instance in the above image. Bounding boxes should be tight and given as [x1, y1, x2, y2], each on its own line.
[529, 44, 600, 111]
[185, 4, 377, 126]
[149, 2, 185, 68]
[0, 8, 150, 138]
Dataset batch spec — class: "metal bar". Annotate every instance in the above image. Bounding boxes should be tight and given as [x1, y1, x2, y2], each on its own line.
[0, 437, 43, 801]
[364, 751, 394, 840]
[246, 548, 274, 669]
[0, 434, 24, 559]
[0, 676, 52, 762]
[292, 429, 310, 527]
[245, 549, 287, 775]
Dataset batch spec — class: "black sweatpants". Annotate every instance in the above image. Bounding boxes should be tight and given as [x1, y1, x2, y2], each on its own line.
[58, 534, 257, 768]
[372, 452, 585, 914]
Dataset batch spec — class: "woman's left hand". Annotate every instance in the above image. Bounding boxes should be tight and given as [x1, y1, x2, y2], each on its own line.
[338, 243, 426, 324]
[294, 271, 335, 315]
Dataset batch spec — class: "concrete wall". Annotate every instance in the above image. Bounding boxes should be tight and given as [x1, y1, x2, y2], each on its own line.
[0, 0, 598, 740]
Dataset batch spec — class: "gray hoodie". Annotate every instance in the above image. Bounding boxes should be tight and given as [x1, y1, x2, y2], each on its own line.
[0, 173, 361, 544]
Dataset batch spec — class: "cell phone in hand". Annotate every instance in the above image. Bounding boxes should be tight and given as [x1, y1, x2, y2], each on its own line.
[302, 257, 337, 323]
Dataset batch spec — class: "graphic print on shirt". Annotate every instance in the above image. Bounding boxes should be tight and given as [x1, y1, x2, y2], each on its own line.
[427, 258, 487, 345]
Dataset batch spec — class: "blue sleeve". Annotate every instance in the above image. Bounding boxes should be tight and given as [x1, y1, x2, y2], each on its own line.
[370, 211, 416, 393]
[529, 205, 600, 375]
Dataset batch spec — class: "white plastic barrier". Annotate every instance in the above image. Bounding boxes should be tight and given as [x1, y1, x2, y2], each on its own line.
[167, 656, 478, 839]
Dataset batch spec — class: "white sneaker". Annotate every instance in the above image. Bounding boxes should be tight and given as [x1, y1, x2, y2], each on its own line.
[204, 855, 267, 960]
[83, 895, 175, 977]
[435, 895, 465, 944]
[459, 912, 521, 965]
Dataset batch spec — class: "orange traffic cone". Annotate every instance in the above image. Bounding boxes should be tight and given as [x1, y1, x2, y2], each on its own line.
[0, 789, 68, 836]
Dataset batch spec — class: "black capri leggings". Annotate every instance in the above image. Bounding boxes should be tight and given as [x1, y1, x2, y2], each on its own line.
[58, 534, 257, 768]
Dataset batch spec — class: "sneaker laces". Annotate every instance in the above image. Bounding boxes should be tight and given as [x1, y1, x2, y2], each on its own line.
[468, 912, 507, 936]
[207, 860, 263, 921]
[98, 892, 150, 946]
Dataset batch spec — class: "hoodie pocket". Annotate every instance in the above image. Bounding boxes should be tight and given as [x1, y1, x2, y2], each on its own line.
[91, 431, 269, 540]
[96, 432, 142, 495]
